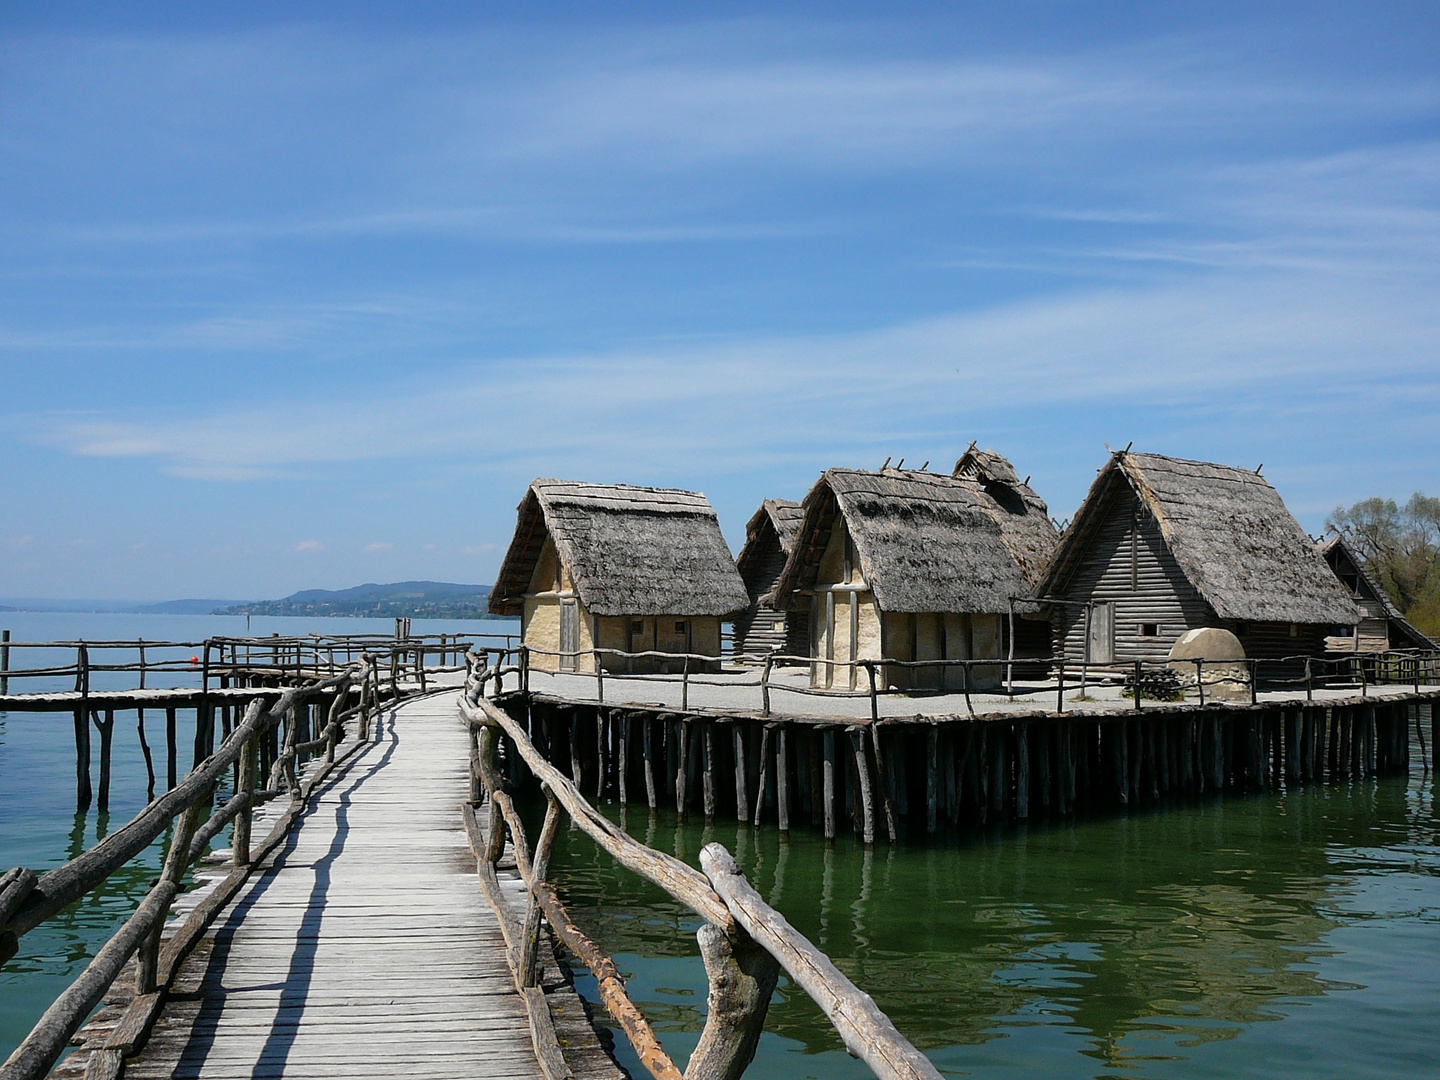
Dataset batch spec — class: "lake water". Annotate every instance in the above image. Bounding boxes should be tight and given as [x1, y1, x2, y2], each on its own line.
[3, 613, 1438, 1078]
[0, 611, 517, 1059]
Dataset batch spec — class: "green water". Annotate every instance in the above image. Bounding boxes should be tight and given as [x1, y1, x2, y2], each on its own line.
[535, 773, 1440, 1079]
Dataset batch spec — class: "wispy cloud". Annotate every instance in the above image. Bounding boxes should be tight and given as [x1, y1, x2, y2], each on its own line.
[15, 268, 1436, 481]
[294, 540, 322, 553]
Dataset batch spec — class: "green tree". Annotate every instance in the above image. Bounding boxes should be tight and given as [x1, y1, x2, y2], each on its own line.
[1327, 493, 1440, 637]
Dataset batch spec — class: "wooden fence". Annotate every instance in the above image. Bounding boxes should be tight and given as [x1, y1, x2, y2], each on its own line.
[459, 657, 942, 1080]
[0, 657, 398, 1080]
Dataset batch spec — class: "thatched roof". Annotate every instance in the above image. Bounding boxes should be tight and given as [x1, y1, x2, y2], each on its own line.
[1041, 452, 1361, 625]
[736, 499, 804, 606]
[772, 467, 1039, 615]
[1318, 534, 1436, 648]
[489, 479, 749, 618]
[953, 447, 1059, 588]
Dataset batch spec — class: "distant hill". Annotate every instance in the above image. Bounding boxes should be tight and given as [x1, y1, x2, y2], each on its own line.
[220, 581, 500, 620]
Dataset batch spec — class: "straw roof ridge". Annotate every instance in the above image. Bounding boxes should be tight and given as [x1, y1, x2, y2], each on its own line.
[953, 447, 1058, 588]
[774, 467, 1036, 614]
[1041, 452, 1360, 625]
[489, 478, 749, 618]
[736, 498, 804, 601]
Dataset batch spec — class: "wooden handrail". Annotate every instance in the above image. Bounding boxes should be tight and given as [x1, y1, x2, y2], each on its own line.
[700, 845, 941, 1080]
[0, 651, 420, 1080]
[459, 669, 940, 1080]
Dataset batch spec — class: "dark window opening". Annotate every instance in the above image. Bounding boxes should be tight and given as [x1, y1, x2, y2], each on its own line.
[1140, 623, 1159, 637]
[675, 621, 687, 633]
[631, 620, 644, 633]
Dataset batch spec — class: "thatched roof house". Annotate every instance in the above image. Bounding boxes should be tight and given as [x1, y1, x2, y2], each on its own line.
[489, 479, 748, 673]
[733, 499, 808, 661]
[1317, 534, 1435, 653]
[1039, 451, 1362, 668]
[772, 454, 1059, 690]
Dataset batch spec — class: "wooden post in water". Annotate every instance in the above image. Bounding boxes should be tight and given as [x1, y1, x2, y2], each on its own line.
[850, 728, 875, 846]
[165, 706, 178, 791]
[74, 644, 91, 810]
[822, 729, 836, 842]
[925, 724, 939, 834]
[733, 724, 748, 824]
[0, 628, 9, 695]
[776, 727, 790, 834]
[642, 715, 657, 810]
[95, 709, 115, 813]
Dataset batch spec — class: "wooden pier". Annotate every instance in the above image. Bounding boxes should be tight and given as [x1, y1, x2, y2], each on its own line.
[2, 636, 945, 1080]
[58, 692, 617, 1080]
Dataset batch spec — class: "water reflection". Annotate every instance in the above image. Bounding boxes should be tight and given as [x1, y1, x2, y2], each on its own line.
[532, 774, 1440, 1079]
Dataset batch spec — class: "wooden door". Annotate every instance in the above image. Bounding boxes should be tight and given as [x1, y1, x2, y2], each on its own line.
[559, 600, 579, 671]
[1087, 601, 1114, 665]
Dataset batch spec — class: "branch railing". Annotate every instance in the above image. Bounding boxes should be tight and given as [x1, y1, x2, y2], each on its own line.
[0, 632, 510, 697]
[473, 642, 1440, 719]
[458, 659, 942, 1080]
[0, 652, 416, 1080]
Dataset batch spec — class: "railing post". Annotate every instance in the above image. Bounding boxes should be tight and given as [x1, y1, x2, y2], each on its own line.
[761, 654, 773, 717]
[1250, 659, 1258, 705]
[1305, 657, 1313, 702]
[1133, 659, 1142, 712]
[75, 644, 92, 810]
[865, 661, 878, 726]
[518, 789, 562, 988]
[234, 726, 257, 867]
[682, 654, 690, 712]
[1056, 658, 1065, 712]
[1196, 659, 1205, 707]
[520, 644, 530, 695]
[1, 628, 9, 696]
[595, 650, 604, 703]
[138, 799, 205, 993]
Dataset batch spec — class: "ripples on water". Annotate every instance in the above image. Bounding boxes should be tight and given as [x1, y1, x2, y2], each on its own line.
[531, 773, 1440, 1080]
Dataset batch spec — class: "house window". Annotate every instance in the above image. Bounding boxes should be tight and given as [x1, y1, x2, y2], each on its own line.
[675, 621, 687, 633]
[1235, 623, 1249, 637]
[631, 620, 644, 633]
[1290, 623, 1300, 637]
[1140, 623, 1159, 637]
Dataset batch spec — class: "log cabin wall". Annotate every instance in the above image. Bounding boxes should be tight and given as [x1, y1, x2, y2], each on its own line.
[1051, 482, 1214, 665]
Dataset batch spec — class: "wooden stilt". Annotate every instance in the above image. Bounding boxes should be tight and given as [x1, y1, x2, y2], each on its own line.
[822, 728, 836, 842]
[851, 729, 875, 846]
[753, 726, 772, 828]
[165, 706, 178, 791]
[703, 724, 717, 822]
[869, 726, 897, 842]
[925, 725, 939, 834]
[676, 720, 690, 819]
[1015, 723, 1030, 821]
[618, 713, 629, 805]
[643, 715, 657, 810]
[137, 708, 156, 802]
[776, 727, 790, 835]
[95, 710, 114, 813]
[733, 724, 748, 824]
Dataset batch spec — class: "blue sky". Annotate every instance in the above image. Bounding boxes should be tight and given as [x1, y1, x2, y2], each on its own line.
[1, 2, 1437, 600]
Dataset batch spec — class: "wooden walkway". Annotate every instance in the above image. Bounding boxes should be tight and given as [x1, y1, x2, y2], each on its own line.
[64, 691, 619, 1079]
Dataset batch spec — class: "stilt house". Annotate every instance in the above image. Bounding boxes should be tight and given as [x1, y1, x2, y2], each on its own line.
[488, 479, 749, 674]
[1317, 534, 1434, 653]
[732, 498, 808, 661]
[1038, 451, 1362, 669]
[772, 454, 1059, 691]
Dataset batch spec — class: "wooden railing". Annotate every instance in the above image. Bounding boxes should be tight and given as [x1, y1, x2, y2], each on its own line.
[458, 659, 942, 1080]
[0, 655, 405, 1080]
[491, 643, 1440, 718]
